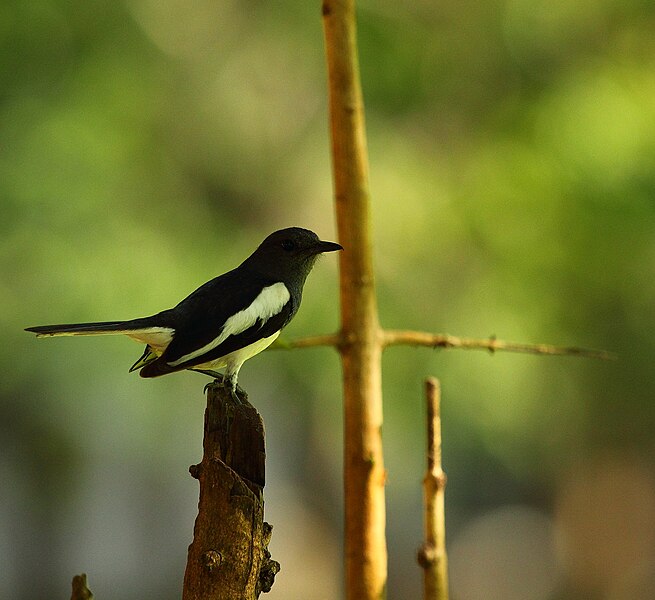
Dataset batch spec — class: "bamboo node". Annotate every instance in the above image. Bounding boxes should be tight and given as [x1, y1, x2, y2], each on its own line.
[425, 470, 447, 489]
[417, 543, 438, 568]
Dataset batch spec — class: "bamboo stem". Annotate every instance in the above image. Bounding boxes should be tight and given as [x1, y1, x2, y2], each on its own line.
[322, 1, 388, 598]
[417, 378, 449, 600]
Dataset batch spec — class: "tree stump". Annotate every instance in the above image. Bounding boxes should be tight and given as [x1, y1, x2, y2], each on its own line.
[182, 383, 279, 599]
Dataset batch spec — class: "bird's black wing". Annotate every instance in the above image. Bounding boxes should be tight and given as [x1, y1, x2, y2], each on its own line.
[139, 268, 296, 377]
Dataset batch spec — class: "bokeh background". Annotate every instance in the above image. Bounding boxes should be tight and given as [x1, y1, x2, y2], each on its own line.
[2, 1, 654, 599]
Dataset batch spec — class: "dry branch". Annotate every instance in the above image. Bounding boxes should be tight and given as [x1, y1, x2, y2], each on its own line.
[381, 331, 615, 360]
[417, 378, 449, 600]
[183, 384, 279, 600]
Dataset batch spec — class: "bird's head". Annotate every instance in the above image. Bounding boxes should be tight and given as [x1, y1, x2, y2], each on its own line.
[243, 227, 342, 284]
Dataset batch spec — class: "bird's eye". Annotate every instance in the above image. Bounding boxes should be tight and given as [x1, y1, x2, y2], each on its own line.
[281, 240, 296, 251]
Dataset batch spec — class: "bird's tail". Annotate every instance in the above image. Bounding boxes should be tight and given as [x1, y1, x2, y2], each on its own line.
[25, 321, 139, 337]
[25, 315, 176, 352]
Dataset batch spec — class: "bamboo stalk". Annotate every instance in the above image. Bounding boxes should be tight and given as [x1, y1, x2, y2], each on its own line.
[321, 1, 388, 598]
[417, 378, 449, 600]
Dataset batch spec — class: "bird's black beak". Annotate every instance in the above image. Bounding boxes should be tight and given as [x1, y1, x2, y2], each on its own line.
[314, 240, 343, 254]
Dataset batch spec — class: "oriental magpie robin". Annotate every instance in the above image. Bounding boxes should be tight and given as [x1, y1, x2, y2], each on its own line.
[26, 227, 342, 401]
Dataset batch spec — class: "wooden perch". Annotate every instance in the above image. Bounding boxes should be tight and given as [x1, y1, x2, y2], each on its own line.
[182, 384, 279, 600]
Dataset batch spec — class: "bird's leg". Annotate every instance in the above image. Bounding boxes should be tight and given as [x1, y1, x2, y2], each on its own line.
[192, 368, 223, 380]
[222, 372, 244, 405]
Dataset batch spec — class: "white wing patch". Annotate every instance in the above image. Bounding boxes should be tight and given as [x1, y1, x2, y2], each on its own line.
[168, 282, 290, 367]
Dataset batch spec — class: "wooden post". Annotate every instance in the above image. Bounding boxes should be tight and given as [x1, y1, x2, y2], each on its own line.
[182, 384, 279, 600]
[417, 378, 449, 600]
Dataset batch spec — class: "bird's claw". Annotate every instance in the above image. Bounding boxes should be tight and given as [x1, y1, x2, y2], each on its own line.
[225, 377, 246, 405]
[203, 380, 218, 394]
[202, 377, 245, 406]
[230, 388, 243, 405]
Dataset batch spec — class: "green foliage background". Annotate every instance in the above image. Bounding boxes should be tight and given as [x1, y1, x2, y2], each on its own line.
[2, 1, 654, 598]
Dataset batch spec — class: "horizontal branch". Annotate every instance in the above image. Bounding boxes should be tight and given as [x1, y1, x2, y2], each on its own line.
[381, 330, 616, 360]
[271, 334, 340, 350]
[271, 330, 615, 360]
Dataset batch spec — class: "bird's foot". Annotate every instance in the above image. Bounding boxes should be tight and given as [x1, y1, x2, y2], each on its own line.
[229, 388, 243, 405]
[193, 369, 246, 404]
[224, 377, 247, 406]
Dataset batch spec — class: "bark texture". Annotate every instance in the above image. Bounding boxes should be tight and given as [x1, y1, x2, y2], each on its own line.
[183, 384, 279, 600]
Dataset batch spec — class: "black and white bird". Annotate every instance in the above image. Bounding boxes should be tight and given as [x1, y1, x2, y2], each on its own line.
[26, 227, 342, 400]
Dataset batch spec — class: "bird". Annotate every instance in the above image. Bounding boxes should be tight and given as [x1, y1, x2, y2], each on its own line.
[25, 227, 342, 402]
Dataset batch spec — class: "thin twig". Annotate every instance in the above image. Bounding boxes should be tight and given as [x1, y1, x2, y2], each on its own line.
[417, 378, 449, 600]
[271, 334, 340, 350]
[383, 330, 615, 359]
